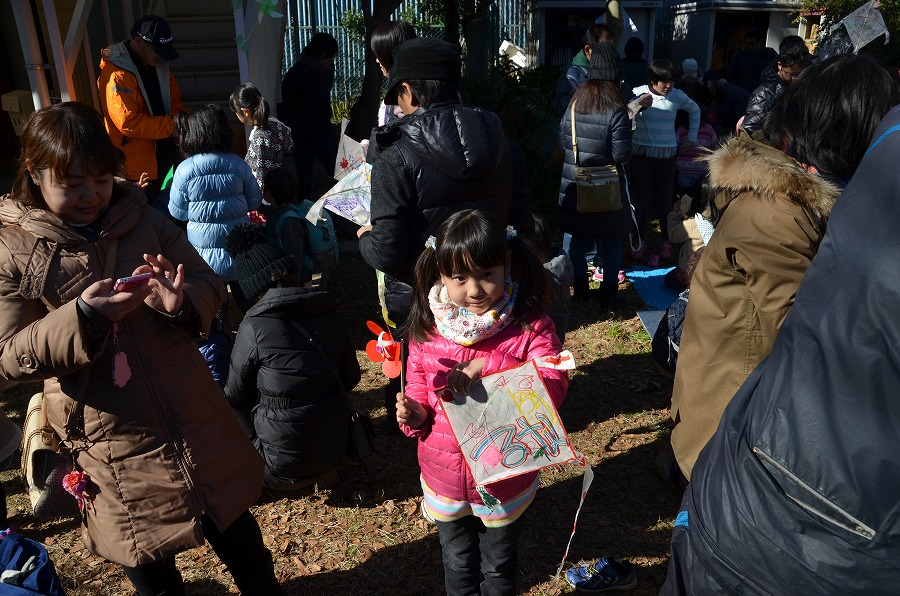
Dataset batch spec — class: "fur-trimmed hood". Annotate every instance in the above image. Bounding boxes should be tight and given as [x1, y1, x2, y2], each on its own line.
[706, 131, 841, 232]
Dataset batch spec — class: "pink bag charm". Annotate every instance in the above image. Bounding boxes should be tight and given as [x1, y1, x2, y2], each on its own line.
[62, 470, 95, 514]
[112, 322, 131, 388]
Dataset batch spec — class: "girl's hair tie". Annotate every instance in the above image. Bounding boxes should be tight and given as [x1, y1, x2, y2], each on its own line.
[506, 226, 517, 241]
[425, 236, 437, 250]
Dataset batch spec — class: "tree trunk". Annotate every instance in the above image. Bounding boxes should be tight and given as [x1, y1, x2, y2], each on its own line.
[443, 0, 460, 47]
[346, 0, 404, 141]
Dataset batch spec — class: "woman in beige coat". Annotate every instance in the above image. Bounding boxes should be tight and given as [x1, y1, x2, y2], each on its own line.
[670, 55, 900, 481]
[0, 102, 283, 595]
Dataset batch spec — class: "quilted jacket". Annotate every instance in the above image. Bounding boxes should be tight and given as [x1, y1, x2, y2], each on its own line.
[359, 102, 534, 326]
[168, 152, 263, 279]
[0, 185, 261, 567]
[558, 104, 634, 240]
[402, 315, 568, 504]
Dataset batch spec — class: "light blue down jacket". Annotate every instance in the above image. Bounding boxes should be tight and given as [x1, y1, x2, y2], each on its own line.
[169, 152, 262, 279]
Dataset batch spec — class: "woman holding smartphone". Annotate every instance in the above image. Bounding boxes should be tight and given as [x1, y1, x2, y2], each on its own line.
[0, 103, 283, 595]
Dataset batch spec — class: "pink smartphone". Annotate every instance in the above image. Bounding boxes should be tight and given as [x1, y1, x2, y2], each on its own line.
[113, 272, 152, 292]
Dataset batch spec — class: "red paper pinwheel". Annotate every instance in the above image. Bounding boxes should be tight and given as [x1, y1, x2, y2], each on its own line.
[365, 320, 401, 379]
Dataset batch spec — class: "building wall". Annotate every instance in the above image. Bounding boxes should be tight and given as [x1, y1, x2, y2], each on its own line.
[671, 10, 715, 67]
[766, 11, 796, 49]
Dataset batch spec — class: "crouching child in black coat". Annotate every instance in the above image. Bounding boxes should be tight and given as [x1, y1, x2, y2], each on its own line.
[224, 223, 361, 490]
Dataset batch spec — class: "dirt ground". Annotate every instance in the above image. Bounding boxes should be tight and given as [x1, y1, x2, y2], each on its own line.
[0, 245, 682, 595]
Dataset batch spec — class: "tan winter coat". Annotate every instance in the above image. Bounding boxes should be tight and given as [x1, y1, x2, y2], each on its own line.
[670, 132, 840, 480]
[0, 185, 263, 567]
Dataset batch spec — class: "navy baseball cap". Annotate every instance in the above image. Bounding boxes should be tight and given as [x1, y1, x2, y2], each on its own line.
[132, 15, 179, 62]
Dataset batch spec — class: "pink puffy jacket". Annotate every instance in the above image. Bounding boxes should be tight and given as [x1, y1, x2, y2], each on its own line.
[402, 315, 569, 505]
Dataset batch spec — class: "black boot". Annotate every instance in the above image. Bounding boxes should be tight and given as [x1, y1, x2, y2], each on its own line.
[572, 276, 590, 303]
[597, 281, 618, 310]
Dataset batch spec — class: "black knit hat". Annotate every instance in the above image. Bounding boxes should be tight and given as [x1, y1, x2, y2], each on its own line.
[588, 43, 624, 82]
[384, 38, 461, 105]
[225, 223, 296, 304]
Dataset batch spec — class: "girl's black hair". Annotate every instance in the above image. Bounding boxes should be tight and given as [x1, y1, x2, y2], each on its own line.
[532, 215, 552, 261]
[403, 210, 549, 343]
[175, 104, 232, 157]
[263, 167, 298, 205]
[648, 59, 676, 84]
[14, 102, 124, 209]
[571, 80, 625, 114]
[229, 83, 270, 128]
[684, 178, 720, 225]
[764, 53, 900, 185]
[305, 32, 338, 59]
[370, 20, 416, 72]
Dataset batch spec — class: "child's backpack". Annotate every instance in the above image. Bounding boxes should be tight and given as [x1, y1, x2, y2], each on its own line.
[0, 529, 65, 595]
[651, 289, 690, 377]
[270, 202, 339, 281]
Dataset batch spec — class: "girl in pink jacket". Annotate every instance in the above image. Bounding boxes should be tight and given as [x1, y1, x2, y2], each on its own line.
[397, 210, 569, 595]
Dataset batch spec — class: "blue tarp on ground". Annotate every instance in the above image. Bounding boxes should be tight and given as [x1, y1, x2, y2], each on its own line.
[624, 266, 680, 311]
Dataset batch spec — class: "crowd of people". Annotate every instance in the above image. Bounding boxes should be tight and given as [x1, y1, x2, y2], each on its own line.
[0, 7, 898, 595]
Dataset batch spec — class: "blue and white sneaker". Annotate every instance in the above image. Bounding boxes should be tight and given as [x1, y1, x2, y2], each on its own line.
[565, 557, 638, 593]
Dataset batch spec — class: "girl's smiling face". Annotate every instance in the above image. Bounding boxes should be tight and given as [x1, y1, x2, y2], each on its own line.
[650, 79, 674, 96]
[440, 264, 506, 315]
[30, 161, 113, 225]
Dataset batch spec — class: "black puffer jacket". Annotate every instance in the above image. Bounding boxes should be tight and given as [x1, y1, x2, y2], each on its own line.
[662, 106, 900, 595]
[558, 105, 633, 239]
[741, 67, 786, 132]
[224, 288, 360, 490]
[359, 102, 534, 325]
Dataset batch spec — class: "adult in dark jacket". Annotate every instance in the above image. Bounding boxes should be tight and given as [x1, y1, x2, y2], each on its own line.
[224, 224, 361, 490]
[742, 43, 811, 132]
[662, 102, 900, 596]
[559, 43, 633, 307]
[670, 54, 900, 480]
[727, 26, 777, 93]
[280, 33, 338, 202]
[357, 37, 534, 429]
[358, 38, 534, 326]
[621, 36, 648, 90]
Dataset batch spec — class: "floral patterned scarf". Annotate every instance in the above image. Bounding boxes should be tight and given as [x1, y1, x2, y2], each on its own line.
[428, 277, 518, 347]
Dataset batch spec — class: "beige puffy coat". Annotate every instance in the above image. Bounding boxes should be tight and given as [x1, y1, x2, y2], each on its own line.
[0, 186, 263, 567]
[670, 132, 840, 480]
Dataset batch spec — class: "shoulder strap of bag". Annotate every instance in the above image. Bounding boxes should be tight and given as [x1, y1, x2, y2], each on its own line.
[570, 101, 579, 167]
[61, 237, 119, 442]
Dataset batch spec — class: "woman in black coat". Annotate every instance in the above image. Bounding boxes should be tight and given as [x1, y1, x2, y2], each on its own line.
[559, 42, 634, 307]
[224, 224, 361, 490]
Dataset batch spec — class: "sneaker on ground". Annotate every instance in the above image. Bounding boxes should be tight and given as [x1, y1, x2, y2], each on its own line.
[592, 270, 628, 284]
[566, 557, 638, 593]
[646, 253, 660, 268]
[658, 241, 673, 260]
